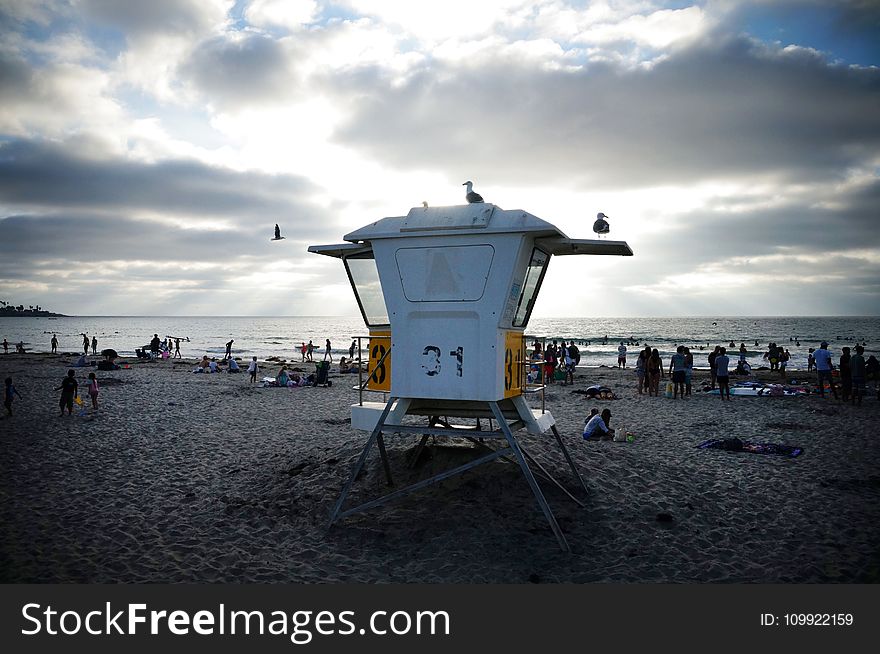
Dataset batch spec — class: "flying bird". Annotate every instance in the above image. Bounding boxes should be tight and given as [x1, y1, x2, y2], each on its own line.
[463, 181, 484, 204]
[271, 224, 285, 241]
[592, 212, 610, 237]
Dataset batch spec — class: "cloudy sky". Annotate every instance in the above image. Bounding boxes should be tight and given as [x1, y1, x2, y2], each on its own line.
[1, 0, 878, 317]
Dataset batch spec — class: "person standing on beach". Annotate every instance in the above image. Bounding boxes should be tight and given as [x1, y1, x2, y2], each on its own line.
[813, 341, 837, 399]
[301, 342, 307, 362]
[715, 347, 731, 400]
[647, 348, 663, 396]
[617, 342, 627, 368]
[55, 369, 78, 416]
[82, 333, 89, 354]
[247, 356, 259, 383]
[684, 346, 693, 396]
[3, 338, 8, 354]
[174, 338, 181, 358]
[708, 346, 721, 389]
[850, 345, 866, 406]
[4, 376, 23, 417]
[307, 340, 314, 362]
[150, 334, 161, 358]
[668, 346, 687, 399]
[349, 339, 357, 360]
[87, 372, 99, 409]
[635, 348, 647, 394]
[50, 334, 58, 354]
[225, 339, 234, 360]
[839, 347, 852, 402]
[324, 339, 333, 362]
[91, 336, 98, 355]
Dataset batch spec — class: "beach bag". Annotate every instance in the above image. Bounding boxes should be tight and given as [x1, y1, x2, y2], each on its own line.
[665, 381, 674, 398]
[613, 426, 627, 442]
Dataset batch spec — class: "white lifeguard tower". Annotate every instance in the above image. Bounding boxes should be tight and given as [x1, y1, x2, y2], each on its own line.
[309, 203, 632, 550]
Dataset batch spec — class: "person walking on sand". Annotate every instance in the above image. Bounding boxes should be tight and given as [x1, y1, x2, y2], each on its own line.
[324, 339, 333, 362]
[617, 342, 627, 368]
[91, 336, 98, 355]
[55, 369, 78, 416]
[301, 342, 307, 362]
[82, 333, 89, 354]
[50, 334, 58, 354]
[247, 356, 259, 383]
[715, 347, 731, 401]
[174, 338, 181, 358]
[225, 339, 234, 360]
[87, 372, 99, 409]
[813, 341, 837, 399]
[3, 338, 8, 354]
[4, 376, 23, 417]
[307, 340, 314, 362]
[349, 339, 357, 359]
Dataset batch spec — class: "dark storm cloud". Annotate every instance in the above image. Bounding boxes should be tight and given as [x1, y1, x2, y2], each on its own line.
[0, 138, 319, 220]
[328, 35, 880, 188]
[178, 32, 301, 108]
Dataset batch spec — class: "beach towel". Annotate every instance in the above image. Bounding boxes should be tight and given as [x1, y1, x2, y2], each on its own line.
[697, 438, 803, 458]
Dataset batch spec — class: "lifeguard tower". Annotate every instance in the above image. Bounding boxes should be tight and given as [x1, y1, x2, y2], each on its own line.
[309, 203, 632, 550]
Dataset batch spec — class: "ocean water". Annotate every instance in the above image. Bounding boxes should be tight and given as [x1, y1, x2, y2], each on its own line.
[1, 315, 877, 371]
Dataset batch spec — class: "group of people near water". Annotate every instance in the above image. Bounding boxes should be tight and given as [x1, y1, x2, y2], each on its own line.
[529, 340, 581, 386]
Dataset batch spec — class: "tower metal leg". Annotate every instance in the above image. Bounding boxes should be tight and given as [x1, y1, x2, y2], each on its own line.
[328, 397, 396, 527]
[551, 424, 588, 496]
[489, 402, 570, 552]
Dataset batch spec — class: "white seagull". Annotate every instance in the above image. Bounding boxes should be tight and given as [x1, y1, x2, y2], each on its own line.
[462, 181, 484, 203]
[592, 212, 610, 237]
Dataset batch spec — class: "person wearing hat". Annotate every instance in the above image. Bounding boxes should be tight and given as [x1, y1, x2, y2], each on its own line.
[583, 408, 613, 440]
[813, 341, 837, 399]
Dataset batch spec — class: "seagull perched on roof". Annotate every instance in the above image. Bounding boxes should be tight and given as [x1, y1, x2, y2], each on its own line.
[592, 212, 610, 237]
[462, 181, 484, 204]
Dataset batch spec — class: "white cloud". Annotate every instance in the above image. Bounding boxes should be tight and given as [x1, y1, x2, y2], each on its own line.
[244, 0, 319, 30]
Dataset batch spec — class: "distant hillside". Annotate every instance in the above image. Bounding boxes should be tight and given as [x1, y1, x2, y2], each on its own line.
[0, 302, 67, 317]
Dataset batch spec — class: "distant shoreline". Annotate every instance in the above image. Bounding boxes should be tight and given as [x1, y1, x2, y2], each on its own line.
[0, 311, 67, 318]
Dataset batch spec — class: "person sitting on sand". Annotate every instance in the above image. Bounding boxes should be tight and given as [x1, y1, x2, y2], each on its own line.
[227, 358, 240, 373]
[583, 408, 612, 440]
[277, 366, 290, 387]
[208, 358, 220, 373]
[55, 369, 78, 416]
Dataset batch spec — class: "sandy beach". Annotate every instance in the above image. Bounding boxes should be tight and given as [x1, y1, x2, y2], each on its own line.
[1, 352, 878, 583]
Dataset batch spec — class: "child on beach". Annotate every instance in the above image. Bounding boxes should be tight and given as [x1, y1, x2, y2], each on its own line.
[4, 377, 23, 417]
[87, 372, 99, 409]
[54, 369, 78, 416]
[247, 356, 258, 383]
